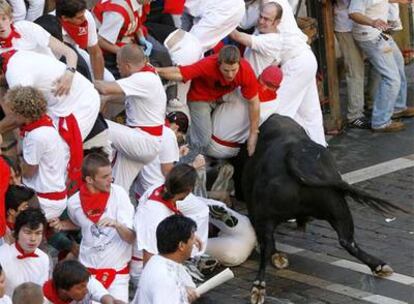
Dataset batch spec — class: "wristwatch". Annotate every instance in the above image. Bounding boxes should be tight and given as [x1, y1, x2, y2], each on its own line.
[66, 66, 76, 73]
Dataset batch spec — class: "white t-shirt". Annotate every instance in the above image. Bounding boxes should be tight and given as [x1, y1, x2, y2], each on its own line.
[116, 71, 167, 127]
[67, 184, 134, 270]
[5, 51, 100, 139]
[0, 296, 12, 304]
[61, 10, 99, 48]
[184, 0, 204, 17]
[43, 278, 109, 304]
[22, 126, 69, 193]
[134, 126, 179, 196]
[133, 255, 195, 304]
[0, 243, 50, 297]
[334, 0, 354, 32]
[0, 20, 53, 57]
[349, 0, 388, 41]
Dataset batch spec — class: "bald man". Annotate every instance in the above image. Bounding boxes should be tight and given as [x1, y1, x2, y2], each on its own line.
[95, 44, 166, 192]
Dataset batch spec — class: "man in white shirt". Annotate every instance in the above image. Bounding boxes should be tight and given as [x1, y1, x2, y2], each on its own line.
[6, 86, 69, 220]
[43, 260, 122, 304]
[349, 0, 414, 132]
[95, 44, 166, 193]
[132, 215, 199, 304]
[0, 208, 49, 297]
[230, 2, 326, 147]
[0, 264, 12, 304]
[66, 153, 135, 302]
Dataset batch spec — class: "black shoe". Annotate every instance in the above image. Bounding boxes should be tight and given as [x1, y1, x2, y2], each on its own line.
[348, 117, 371, 129]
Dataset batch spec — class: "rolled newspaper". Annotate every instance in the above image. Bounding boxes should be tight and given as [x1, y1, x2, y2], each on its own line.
[195, 268, 234, 296]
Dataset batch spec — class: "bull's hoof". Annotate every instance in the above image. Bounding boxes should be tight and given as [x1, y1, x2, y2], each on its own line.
[271, 253, 289, 269]
[250, 280, 266, 304]
[373, 264, 393, 277]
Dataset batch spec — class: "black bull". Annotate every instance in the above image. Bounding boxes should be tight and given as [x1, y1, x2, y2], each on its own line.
[232, 114, 407, 304]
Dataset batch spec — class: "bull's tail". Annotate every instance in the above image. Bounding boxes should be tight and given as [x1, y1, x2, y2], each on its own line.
[339, 182, 409, 215]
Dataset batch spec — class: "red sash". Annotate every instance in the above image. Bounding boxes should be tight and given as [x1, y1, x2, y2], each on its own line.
[88, 265, 129, 289]
[58, 115, 84, 193]
[148, 185, 181, 215]
[258, 83, 277, 103]
[37, 190, 67, 201]
[138, 125, 163, 136]
[0, 157, 10, 237]
[15, 242, 39, 259]
[19, 114, 54, 137]
[60, 19, 89, 49]
[139, 64, 156, 74]
[1, 49, 16, 73]
[79, 184, 110, 224]
[43, 280, 71, 304]
[211, 135, 241, 148]
[0, 24, 21, 48]
[163, 0, 185, 14]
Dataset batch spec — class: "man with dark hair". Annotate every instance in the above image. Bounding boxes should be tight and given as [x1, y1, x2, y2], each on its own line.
[0, 208, 49, 297]
[12, 282, 43, 304]
[0, 264, 12, 304]
[132, 215, 199, 304]
[55, 0, 107, 81]
[157, 45, 260, 158]
[43, 260, 122, 304]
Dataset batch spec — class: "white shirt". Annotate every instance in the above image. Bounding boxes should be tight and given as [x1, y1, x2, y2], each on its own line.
[240, 1, 260, 30]
[0, 296, 11, 304]
[334, 0, 354, 32]
[133, 255, 195, 304]
[43, 278, 109, 304]
[349, 0, 388, 41]
[67, 184, 134, 270]
[117, 71, 167, 127]
[61, 10, 99, 48]
[134, 126, 179, 196]
[184, 0, 204, 17]
[0, 21, 53, 57]
[5, 51, 100, 139]
[0, 243, 50, 297]
[22, 126, 69, 193]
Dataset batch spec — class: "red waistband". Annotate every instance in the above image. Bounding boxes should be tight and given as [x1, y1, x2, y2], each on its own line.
[87, 265, 129, 289]
[211, 135, 241, 148]
[88, 265, 129, 275]
[135, 125, 163, 136]
[131, 256, 143, 262]
[37, 190, 67, 200]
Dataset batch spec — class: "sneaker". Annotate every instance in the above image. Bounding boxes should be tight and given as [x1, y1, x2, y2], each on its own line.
[209, 204, 238, 228]
[372, 121, 405, 133]
[195, 254, 220, 275]
[348, 117, 371, 129]
[392, 107, 414, 119]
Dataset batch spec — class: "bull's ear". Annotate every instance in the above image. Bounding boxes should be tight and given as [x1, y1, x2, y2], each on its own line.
[286, 141, 343, 187]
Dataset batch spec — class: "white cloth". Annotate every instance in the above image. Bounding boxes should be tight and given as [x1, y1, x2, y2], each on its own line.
[61, 10, 98, 48]
[134, 126, 179, 197]
[349, 0, 388, 41]
[388, 3, 402, 31]
[5, 51, 100, 140]
[0, 21, 53, 57]
[132, 255, 195, 304]
[240, 0, 260, 30]
[67, 183, 134, 302]
[116, 71, 167, 128]
[135, 189, 209, 256]
[0, 244, 49, 297]
[334, 0, 354, 32]
[96, 11, 124, 44]
[107, 120, 161, 193]
[0, 296, 11, 304]
[188, 0, 245, 53]
[8, 0, 45, 22]
[22, 126, 69, 219]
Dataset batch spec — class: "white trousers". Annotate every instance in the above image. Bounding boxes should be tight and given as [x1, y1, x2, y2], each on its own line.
[275, 49, 327, 147]
[107, 120, 161, 193]
[38, 197, 67, 221]
[92, 273, 129, 303]
[8, 0, 45, 21]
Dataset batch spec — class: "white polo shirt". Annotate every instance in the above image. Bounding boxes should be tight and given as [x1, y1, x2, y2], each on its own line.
[22, 126, 69, 193]
[0, 243, 50, 297]
[67, 184, 134, 270]
[116, 71, 167, 127]
[5, 50, 100, 140]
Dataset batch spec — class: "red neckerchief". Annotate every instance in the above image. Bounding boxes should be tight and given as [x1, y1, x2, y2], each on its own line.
[163, 0, 185, 14]
[148, 185, 181, 215]
[43, 280, 71, 304]
[79, 184, 110, 224]
[258, 83, 277, 102]
[139, 64, 156, 74]
[58, 114, 84, 194]
[0, 24, 21, 48]
[15, 242, 39, 259]
[19, 114, 54, 137]
[1, 49, 17, 73]
[60, 19, 89, 49]
[0, 157, 10, 237]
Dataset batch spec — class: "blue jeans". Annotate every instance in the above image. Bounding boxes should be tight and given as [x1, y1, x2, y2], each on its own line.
[357, 36, 407, 128]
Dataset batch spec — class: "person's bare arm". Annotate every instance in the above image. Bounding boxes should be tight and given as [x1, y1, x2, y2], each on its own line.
[229, 29, 253, 48]
[161, 163, 174, 177]
[247, 95, 260, 157]
[88, 44, 105, 80]
[349, 12, 388, 31]
[98, 36, 120, 54]
[95, 80, 125, 95]
[20, 158, 38, 178]
[98, 218, 136, 244]
[156, 66, 184, 82]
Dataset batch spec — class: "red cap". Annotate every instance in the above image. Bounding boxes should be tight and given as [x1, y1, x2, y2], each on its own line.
[259, 65, 283, 88]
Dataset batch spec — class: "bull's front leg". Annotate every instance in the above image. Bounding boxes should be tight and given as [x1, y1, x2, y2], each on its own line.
[251, 220, 276, 304]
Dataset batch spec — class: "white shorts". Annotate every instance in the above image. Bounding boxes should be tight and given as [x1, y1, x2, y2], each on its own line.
[38, 196, 67, 220]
